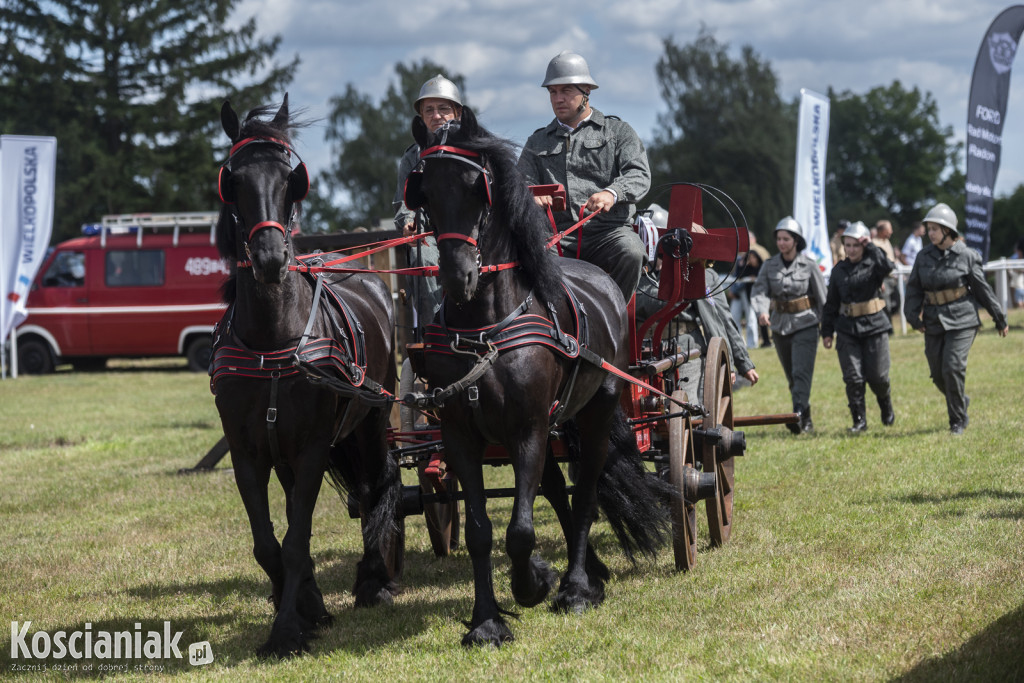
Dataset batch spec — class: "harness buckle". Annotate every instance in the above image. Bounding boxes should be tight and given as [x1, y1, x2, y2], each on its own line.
[266, 407, 278, 423]
[467, 385, 479, 406]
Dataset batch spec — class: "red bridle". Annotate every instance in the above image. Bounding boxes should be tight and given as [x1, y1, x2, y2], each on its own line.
[418, 143, 491, 248]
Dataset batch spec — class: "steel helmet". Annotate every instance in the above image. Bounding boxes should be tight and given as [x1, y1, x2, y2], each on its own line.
[842, 220, 871, 241]
[923, 202, 958, 235]
[647, 203, 669, 230]
[541, 51, 599, 89]
[414, 74, 463, 114]
[774, 216, 807, 251]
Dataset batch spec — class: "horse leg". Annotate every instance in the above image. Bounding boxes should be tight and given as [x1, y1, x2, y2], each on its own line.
[259, 453, 329, 658]
[541, 443, 610, 584]
[231, 453, 284, 611]
[551, 397, 618, 613]
[447, 443, 511, 647]
[343, 416, 403, 607]
[506, 433, 558, 608]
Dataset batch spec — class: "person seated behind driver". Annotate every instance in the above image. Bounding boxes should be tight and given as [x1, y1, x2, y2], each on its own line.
[393, 74, 464, 330]
[517, 51, 651, 303]
[634, 204, 759, 403]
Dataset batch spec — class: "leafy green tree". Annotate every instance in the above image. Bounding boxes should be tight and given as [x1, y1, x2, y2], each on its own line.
[990, 184, 1024, 258]
[826, 82, 962, 231]
[650, 28, 796, 239]
[314, 60, 465, 232]
[0, 0, 297, 241]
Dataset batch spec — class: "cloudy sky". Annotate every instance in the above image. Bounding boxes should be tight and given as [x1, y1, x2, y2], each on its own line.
[233, 0, 1024, 205]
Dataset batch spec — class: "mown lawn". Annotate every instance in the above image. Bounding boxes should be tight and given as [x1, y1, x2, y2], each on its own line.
[1, 310, 1022, 681]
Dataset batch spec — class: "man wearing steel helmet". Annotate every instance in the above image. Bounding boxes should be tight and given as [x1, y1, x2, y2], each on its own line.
[393, 74, 464, 328]
[517, 51, 651, 302]
[820, 221, 896, 433]
[750, 217, 827, 434]
[904, 202, 1008, 434]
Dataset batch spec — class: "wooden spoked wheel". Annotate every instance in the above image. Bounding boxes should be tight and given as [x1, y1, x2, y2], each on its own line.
[668, 389, 698, 571]
[399, 358, 460, 557]
[702, 337, 735, 547]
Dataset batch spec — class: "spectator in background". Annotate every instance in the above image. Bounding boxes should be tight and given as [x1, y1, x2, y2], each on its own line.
[873, 219, 900, 318]
[729, 231, 770, 349]
[901, 221, 925, 267]
[830, 219, 849, 266]
[1009, 237, 1024, 309]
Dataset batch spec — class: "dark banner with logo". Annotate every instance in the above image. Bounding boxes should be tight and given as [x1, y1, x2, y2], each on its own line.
[965, 5, 1024, 260]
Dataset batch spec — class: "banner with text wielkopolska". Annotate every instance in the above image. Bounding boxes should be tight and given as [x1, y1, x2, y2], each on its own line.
[966, 5, 1024, 261]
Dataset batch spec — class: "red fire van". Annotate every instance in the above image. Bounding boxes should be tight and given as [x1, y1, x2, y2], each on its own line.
[14, 212, 229, 373]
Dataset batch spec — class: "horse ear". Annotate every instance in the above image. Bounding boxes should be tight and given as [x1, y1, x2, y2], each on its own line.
[412, 116, 429, 148]
[273, 93, 290, 126]
[288, 162, 309, 202]
[459, 106, 478, 137]
[221, 101, 240, 141]
[218, 166, 235, 204]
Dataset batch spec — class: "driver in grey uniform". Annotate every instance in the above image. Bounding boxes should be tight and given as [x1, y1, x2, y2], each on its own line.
[393, 74, 463, 329]
[517, 51, 651, 302]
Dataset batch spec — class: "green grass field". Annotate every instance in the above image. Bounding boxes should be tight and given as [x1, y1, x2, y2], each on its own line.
[1, 310, 1022, 681]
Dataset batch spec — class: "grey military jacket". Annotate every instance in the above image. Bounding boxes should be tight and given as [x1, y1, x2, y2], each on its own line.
[635, 268, 755, 375]
[750, 253, 827, 336]
[517, 108, 650, 235]
[904, 240, 1007, 333]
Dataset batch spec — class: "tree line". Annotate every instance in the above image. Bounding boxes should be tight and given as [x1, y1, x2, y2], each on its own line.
[2, 5, 1019, 257]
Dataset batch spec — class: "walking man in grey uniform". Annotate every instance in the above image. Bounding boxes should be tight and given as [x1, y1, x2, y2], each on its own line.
[904, 203, 1008, 434]
[751, 217, 827, 433]
[821, 221, 896, 433]
[518, 51, 651, 302]
[393, 74, 463, 330]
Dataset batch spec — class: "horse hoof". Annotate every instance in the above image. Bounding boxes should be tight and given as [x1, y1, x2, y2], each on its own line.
[551, 583, 605, 615]
[255, 628, 310, 659]
[353, 581, 396, 608]
[510, 556, 558, 608]
[461, 619, 514, 648]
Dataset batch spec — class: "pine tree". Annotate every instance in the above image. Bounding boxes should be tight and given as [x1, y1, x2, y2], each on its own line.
[0, 0, 298, 240]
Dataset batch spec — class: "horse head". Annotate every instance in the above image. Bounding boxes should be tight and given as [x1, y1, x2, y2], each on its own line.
[217, 94, 309, 285]
[411, 109, 494, 304]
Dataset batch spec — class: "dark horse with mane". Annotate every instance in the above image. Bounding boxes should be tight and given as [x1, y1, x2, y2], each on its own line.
[211, 96, 401, 657]
[407, 109, 671, 646]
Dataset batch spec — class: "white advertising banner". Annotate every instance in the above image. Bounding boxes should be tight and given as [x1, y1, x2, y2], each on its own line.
[1, 135, 58, 346]
[793, 89, 832, 280]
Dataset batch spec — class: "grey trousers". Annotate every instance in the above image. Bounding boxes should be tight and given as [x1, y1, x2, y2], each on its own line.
[924, 327, 977, 427]
[673, 332, 708, 404]
[560, 224, 645, 302]
[836, 330, 890, 388]
[773, 324, 819, 412]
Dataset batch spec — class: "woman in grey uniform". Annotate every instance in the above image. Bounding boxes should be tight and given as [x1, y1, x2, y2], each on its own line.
[820, 221, 895, 433]
[903, 203, 1008, 434]
[751, 217, 827, 433]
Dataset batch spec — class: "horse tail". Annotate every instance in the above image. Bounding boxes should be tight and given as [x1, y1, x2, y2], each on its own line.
[586, 405, 674, 563]
[324, 431, 402, 551]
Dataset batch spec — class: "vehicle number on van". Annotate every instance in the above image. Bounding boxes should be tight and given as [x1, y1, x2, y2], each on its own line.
[185, 257, 230, 277]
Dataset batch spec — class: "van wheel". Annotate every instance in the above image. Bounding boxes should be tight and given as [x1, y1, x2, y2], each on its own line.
[186, 336, 213, 373]
[18, 338, 56, 374]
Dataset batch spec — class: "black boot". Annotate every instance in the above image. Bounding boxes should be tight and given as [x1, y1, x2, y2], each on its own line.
[846, 383, 867, 433]
[786, 411, 801, 435]
[871, 382, 895, 426]
[799, 405, 814, 433]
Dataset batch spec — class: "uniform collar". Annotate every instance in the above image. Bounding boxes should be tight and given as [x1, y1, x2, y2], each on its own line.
[547, 107, 605, 135]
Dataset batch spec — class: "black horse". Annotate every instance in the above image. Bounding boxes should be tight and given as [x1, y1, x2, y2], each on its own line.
[212, 96, 401, 657]
[407, 110, 670, 646]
